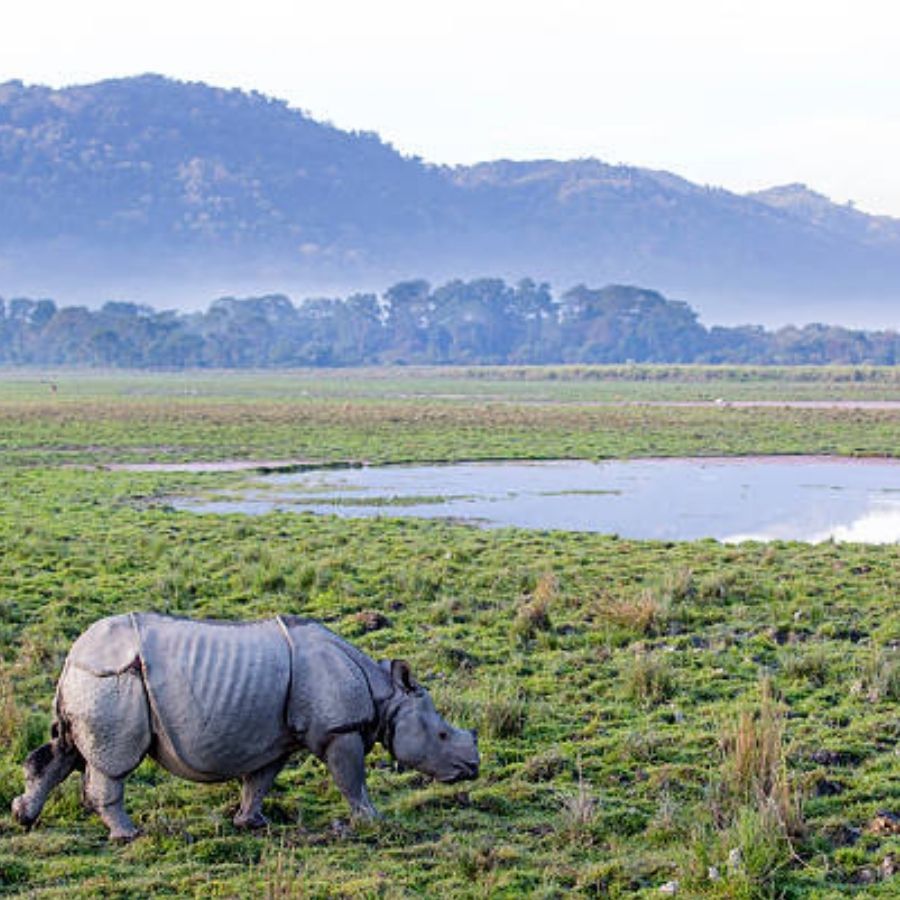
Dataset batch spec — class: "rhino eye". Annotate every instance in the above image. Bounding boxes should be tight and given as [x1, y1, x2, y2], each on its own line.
[438, 730, 449, 741]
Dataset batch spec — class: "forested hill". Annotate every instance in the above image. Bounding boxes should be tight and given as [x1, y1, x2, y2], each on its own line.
[2, 75, 900, 327]
[2, 280, 897, 367]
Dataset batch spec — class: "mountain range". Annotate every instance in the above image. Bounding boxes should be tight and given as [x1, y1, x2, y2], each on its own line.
[1, 74, 898, 327]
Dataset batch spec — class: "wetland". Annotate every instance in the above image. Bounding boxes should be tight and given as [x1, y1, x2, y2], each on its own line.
[170, 456, 900, 543]
[1, 367, 899, 898]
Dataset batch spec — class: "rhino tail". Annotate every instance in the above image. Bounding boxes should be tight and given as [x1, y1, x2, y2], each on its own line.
[49, 719, 83, 767]
[49, 669, 85, 768]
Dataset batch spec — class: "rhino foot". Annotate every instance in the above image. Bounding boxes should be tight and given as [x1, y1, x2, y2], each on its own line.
[109, 825, 141, 844]
[330, 818, 352, 839]
[233, 810, 269, 830]
[350, 806, 382, 824]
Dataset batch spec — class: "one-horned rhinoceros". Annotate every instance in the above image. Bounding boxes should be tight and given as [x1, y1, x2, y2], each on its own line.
[12, 612, 479, 840]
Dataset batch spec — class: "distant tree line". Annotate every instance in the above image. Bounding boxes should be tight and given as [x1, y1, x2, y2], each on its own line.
[1, 279, 897, 367]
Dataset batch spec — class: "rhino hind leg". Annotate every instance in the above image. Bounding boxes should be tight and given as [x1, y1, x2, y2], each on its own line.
[82, 766, 140, 842]
[12, 738, 82, 829]
[233, 755, 289, 829]
[58, 660, 152, 840]
[324, 732, 378, 821]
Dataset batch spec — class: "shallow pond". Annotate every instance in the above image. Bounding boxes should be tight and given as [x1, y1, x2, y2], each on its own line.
[171, 456, 900, 543]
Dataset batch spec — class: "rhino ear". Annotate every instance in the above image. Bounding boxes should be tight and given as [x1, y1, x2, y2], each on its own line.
[390, 659, 418, 693]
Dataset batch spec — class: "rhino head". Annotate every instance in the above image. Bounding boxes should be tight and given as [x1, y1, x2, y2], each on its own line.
[383, 660, 479, 784]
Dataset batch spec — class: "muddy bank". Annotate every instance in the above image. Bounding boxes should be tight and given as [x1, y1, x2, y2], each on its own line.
[108, 459, 358, 473]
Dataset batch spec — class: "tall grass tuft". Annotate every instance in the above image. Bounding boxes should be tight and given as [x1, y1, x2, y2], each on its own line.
[557, 760, 599, 840]
[594, 589, 670, 637]
[680, 681, 803, 892]
[624, 648, 675, 705]
[717, 679, 803, 838]
[480, 678, 528, 739]
[514, 571, 557, 639]
[859, 646, 900, 702]
[661, 567, 695, 604]
[779, 645, 830, 687]
[532, 571, 559, 608]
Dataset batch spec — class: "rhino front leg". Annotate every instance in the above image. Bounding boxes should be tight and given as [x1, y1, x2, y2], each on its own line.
[83, 766, 139, 842]
[324, 732, 378, 821]
[234, 755, 288, 829]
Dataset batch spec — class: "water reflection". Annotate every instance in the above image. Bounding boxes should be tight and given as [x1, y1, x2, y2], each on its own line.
[173, 457, 900, 544]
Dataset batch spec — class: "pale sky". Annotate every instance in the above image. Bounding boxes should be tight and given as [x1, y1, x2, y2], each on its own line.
[3, 0, 900, 215]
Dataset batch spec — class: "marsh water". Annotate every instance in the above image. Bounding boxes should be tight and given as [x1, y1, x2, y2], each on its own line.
[171, 456, 900, 543]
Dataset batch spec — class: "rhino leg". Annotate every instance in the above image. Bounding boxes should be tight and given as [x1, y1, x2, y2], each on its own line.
[83, 766, 139, 842]
[234, 755, 288, 829]
[58, 660, 151, 841]
[324, 732, 378, 821]
[12, 739, 81, 829]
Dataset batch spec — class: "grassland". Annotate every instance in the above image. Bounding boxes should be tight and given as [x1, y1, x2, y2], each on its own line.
[1, 367, 899, 898]
[5, 364, 900, 404]
[3, 367, 900, 468]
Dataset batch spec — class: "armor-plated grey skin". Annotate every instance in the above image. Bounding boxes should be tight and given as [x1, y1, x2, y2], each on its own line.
[12, 613, 479, 841]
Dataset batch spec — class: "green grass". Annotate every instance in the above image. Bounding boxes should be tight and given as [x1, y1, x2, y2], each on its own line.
[5, 364, 900, 403]
[2, 368, 900, 467]
[1, 368, 899, 897]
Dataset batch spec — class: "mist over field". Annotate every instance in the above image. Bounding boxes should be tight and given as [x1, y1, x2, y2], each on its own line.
[2, 75, 900, 329]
